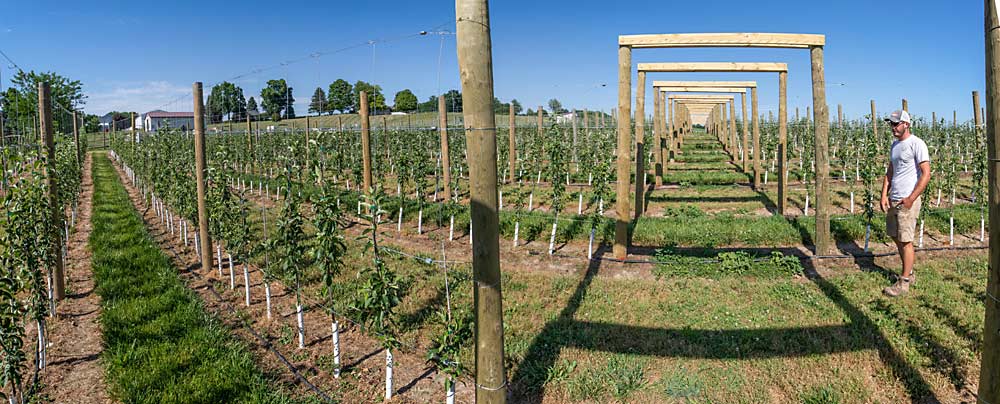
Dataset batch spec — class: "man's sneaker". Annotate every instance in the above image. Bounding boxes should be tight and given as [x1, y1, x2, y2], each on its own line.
[883, 277, 912, 297]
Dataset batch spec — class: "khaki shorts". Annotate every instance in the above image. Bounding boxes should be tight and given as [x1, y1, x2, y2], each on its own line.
[886, 195, 922, 243]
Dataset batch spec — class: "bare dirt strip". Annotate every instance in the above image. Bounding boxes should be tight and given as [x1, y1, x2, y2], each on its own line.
[41, 152, 113, 403]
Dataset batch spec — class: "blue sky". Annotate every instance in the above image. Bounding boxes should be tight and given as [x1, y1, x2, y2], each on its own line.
[0, 0, 985, 123]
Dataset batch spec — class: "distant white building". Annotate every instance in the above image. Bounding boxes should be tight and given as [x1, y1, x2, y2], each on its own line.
[142, 110, 195, 131]
[555, 112, 576, 124]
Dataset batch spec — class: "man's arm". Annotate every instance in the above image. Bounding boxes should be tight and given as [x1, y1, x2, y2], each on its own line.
[880, 162, 893, 212]
[903, 161, 931, 208]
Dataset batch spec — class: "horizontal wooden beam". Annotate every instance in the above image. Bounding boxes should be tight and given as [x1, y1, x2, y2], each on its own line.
[639, 62, 787, 72]
[683, 102, 722, 106]
[669, 94, 735, 100]
[658, 87, 746, 93]
[619, 33, 825, 49]
[653, 80, 757, 88]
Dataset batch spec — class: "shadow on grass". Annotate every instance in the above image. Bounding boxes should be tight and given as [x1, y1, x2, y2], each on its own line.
[918, 299, 981, 349]
[509, 240, 942, 403]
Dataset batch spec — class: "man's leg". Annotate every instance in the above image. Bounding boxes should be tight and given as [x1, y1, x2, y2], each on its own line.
[897, 240, 914, 279]
[885, 239, 915, 296]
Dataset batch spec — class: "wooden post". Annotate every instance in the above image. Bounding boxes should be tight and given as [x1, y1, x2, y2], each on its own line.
[360, 91, 373, 191]
[811, 46, 832, 255]
[572, 109, 578, 165]
[614, 45, 632, 260]
[654, 91, 663, 186]
[667, 98, 674, 163]
[871, 100, 878, 149]
[979, 3, 1000, 399]
[729, 100, 737, 167]
[246, 111, 253, 169]
[455, 0, 507, 401]
[778, 71, 788, 215]
[838, 104, 843, 128]
[537, 106, 543, 136]
[130, 112, 135, 141]
[681, 105, 688, 148]
[751, 87, 761, 188]
[508, 103, 516, 183]
[721, 104, 729, 156]
[795, 107, 799, 122]
[932, 111, 937, 129]
[741, 92, 749, 173]
[440, 95, 452, 200]
[634, 72, 646, 218]
[192, 82, 214, 274]
[902, 98, 908, 112]
[72, 111, 81, 168]
[305, 116, 311, 173]
[39, 83, 65, 301]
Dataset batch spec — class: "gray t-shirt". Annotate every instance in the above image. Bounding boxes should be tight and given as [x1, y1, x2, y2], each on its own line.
[889, 134, 930, 201]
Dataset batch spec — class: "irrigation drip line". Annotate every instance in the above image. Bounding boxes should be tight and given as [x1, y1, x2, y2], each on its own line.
[231, 167, 992, 268]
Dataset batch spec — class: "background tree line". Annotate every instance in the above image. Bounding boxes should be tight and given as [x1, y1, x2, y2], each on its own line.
[208, 78, 534, 121]
[0, 70, 95, 137]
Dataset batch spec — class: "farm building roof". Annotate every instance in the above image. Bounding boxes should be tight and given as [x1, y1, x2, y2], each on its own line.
[146, 111, 193, 118]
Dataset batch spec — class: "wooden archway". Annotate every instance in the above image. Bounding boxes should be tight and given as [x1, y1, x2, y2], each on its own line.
[618, 35, 831, 259]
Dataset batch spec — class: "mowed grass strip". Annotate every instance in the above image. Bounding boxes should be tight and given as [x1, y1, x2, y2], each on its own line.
[89, 154, 308, 404]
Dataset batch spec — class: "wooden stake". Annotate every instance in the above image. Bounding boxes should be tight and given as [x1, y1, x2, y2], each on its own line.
[39, 83, 65, 301]
[634, 71, 646, 218]
[192, 82, 214, 274]
[614, 45, 632, 260]
[902, 98, 908, 112]
[360, 91, 373, 191]
[811, 45, 832, 255]
[508, 103, 516, 183]
[440, 95, 452, 200]
[455, 0, 507, 400]
[778, 71, 788, 215]
[977, 18, 1000, 390]
[838, 104, 843, 128]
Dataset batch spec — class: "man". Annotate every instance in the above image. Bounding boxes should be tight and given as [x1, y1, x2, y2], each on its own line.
[880, 109, 931, 297]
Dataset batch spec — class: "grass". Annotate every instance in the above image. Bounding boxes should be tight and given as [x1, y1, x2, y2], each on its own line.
[89, 153, 313, 404]
[503, 254, 988, 403]
[120, 144, 991, 403]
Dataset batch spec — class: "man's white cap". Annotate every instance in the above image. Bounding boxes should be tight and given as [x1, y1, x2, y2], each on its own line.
[885, 110, 911, 124]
